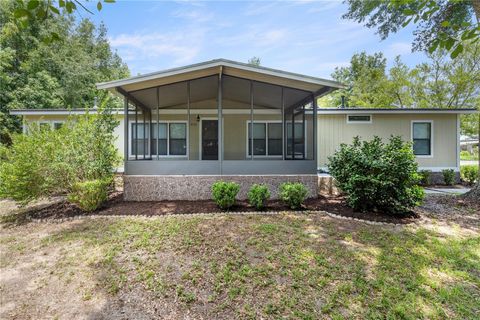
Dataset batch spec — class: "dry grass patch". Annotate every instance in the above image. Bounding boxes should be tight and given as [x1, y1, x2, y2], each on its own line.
[1, 202, 479, 319]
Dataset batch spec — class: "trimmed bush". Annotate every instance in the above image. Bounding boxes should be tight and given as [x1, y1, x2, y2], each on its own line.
[279, 182, 308, 209]
[247, 184, 270, 210]
[67, 177, 112, 212]
[442, 169, 455, 186]
[461, 165, 479, 185]
[211, 181, 240, 209]
[418, 170, 432, 186]
[328, 136, 424, 215]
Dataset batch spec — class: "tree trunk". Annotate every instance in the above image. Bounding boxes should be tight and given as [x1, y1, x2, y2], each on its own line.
[463, 182, 479, 202]
[473, 0, 480, 21]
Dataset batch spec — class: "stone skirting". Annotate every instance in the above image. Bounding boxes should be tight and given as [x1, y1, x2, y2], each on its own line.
[124, 175, 318, 201]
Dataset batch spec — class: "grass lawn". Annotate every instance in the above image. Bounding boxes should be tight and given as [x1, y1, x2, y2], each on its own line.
[1, 196, 479, 319]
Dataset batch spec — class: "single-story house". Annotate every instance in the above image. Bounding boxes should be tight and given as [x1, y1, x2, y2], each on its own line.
[10, 59, 477, 200]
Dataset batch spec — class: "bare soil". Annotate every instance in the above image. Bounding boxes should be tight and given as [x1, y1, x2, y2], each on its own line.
[5, 192, 422, 225]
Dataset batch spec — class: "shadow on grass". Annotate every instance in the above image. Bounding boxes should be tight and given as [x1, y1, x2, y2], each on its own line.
[26, 212, 479, 319]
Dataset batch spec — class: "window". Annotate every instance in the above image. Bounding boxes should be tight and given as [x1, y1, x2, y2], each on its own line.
[131, 122, 187, 157]
[53, 122, 64, 130]
[286, 122, 305, 156]
[347, 115, 372, 124]
[131, 123, 150, 156]
[169, 123, 187, 155]
[247, 122, 282, 156]
[412, 121, 432, 156]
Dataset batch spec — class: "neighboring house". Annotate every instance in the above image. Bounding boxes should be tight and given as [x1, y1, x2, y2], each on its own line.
[10, 59, 477, 200]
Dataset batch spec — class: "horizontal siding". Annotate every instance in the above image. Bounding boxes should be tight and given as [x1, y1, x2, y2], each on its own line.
[317, 113, 458, 169]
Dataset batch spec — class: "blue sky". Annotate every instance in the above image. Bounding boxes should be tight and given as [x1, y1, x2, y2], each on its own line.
[86, 0, 428, 78]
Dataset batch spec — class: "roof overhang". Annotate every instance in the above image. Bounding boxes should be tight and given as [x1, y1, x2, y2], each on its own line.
[9, 109, 125, 116]
[96, 59, 345, 94]
[317, 108, 479, 114]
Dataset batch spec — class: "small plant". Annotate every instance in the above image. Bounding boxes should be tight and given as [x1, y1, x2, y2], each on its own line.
[418, 170, 432, 186]
[461, 165, 479, 185]
[67, 177, 112, 212]
[279, 182, 308, 209]
[211, 181, 240, 209]
[247, 184, 270, 210]
[442, 169, 456, 186]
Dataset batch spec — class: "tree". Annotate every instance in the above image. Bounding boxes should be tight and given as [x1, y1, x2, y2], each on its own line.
[13, 0, 115, 43]
[343, 0, 480, 58]
[329, 52, 392, 108]
[0, 0, 129, 142]
[248, 56, 261, 66]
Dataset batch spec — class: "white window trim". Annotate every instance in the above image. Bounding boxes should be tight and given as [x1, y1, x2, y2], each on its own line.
[411, 120, 434, 158]
[35, 120, 65, 130]
[128, 120, 188, 159]
[346, 114, 372, 124]
[245, 120, 307, 158]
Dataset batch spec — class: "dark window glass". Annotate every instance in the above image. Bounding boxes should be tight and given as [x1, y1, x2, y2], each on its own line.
[169, 123, 186, 155]
[248, 123, 266, 156]
[268, 123, 282, 155]
[348, 115, 371, 122]
[286, 123, 304, 156]
[131, 123, 149, 156]
[413, 122, 431, 155]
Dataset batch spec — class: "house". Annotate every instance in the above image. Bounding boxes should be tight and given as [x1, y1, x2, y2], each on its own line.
[10, 59, 477, 200]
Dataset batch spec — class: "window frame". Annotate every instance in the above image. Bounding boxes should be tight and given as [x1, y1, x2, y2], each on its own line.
[411, 120, 434, 158]
[346, 114, 372, 124]
[245, 120, 307, 158]
[129, 120, 188, 159]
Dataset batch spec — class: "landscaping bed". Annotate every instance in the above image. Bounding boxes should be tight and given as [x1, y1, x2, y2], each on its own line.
[5, 192, 419, 225]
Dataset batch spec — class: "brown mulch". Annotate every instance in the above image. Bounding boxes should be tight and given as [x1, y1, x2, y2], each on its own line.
[8, 192, 419, 225]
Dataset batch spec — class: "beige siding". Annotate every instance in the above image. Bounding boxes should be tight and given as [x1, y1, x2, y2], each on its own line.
[317, 113, 458, 170]
[23, 114, 125, 157]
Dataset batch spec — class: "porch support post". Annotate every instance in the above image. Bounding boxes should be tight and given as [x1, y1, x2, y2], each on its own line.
[149, 109, 152, 160]
[135, 105, 138, 160]
[187, 81, 191, 161]
[218, 67, 223, 173]
[281, 87, 285, 160]
[143, 107, 146, 159]
[291, 105, 295, 160]
[302, 103, 306, 160]
[156, 87, 159, 160]
[313, 94, 317, 165]
[124, 97, 129, 172]
[250, 80, 254, 160]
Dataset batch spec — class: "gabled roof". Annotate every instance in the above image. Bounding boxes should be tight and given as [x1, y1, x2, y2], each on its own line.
[96, 59, 345, 93]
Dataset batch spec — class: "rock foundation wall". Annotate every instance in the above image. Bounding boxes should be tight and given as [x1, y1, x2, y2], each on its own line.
[124, 175, 318, 201]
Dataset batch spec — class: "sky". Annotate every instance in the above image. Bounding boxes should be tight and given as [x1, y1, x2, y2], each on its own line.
[85, 0, 428, 78]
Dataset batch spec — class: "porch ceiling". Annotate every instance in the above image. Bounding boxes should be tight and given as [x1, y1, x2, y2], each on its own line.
[97, 59, 344, 110]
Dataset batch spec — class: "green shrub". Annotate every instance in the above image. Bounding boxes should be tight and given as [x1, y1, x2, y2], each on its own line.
[418, 170, 432, 186]
[247, 184, 270, 210]
[460, 150, 479, 161]
[211, 181, 240, 209]
[461, 165, 479, 185]
[0, 105, 120, 204]
[67, 177, 112, 212]
[279, 182, 308, 209]
[328, 136, 424, 215]
[442, 169, 456, 186]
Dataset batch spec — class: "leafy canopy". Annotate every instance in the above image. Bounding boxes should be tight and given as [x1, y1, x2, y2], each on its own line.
[0, 0, 129, 143]
[343, 0, 480, 58]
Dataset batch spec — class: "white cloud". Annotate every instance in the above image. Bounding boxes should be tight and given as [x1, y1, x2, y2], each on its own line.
[109, 29, 206, 67]
[385, 42, 412, 58]
[171, 8, 214, 23]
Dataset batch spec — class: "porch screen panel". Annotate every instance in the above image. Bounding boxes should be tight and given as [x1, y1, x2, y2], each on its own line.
[169, 123, 187, 155]
[252, 81, 282, 159]
[150, 123, 167, 156]
[131, 123, 149, 157]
